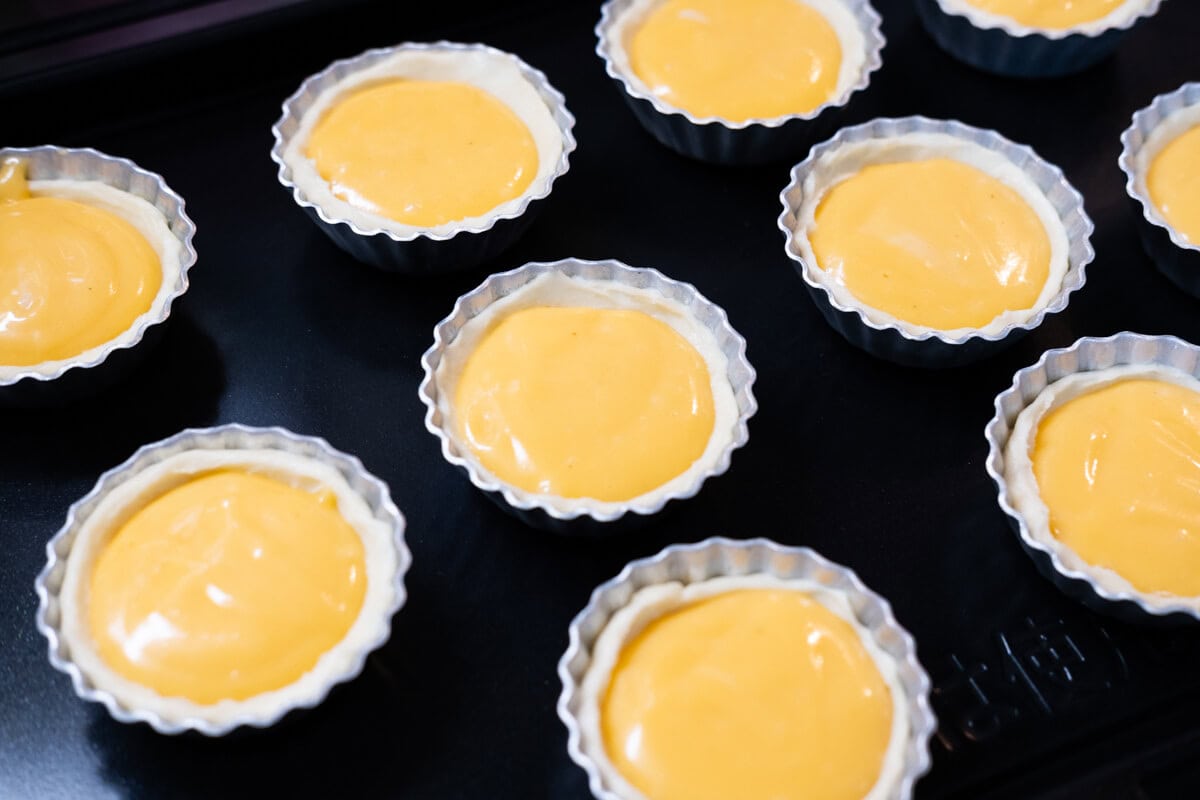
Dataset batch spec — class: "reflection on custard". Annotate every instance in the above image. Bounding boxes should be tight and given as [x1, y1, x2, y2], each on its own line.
[88, 470, 367, 703]
[1148, 124, 1200, 244]
[602, 588, 894, 800]
[811, 157, 1051, 330]
[1034, 378, 1200, 597]
[0, 157, 162, 367]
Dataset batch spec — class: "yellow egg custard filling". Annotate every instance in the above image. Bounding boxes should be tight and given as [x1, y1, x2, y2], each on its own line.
[452, 305, 716, 502]
[1032, 377, 1200, 598]
[87, 469, 367, 704]
[304, 79, 538, 228]
[597, 584, 898, 800]
[431, 269, 744, 518]
[1147, 123, 1200, 245]
[0, 157, 163, 368]
[626, 0, 846, 122]
[961, 0, 1127, 29]
[809, 155, 1055, 332]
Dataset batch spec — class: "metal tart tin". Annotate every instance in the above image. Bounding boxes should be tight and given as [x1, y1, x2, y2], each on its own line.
[915, 0, 1165, 78]
[594, 0, 885, 166]
[1119, 82, 1200, 298]
[0, 146, 197, 406]
[35, 424, 413, 735]
[985, 333, 1200, 625]
[557, 537, 937, 799]
[270, 41, 576, 275]
[778, 116, 1094, 368]
[418, 258, 757, 535]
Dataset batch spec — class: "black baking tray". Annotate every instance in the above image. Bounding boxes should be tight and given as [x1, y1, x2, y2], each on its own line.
[3, 1, 1200, 797]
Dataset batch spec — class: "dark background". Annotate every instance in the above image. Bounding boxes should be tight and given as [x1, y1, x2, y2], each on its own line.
[2, 1, 1200, 797]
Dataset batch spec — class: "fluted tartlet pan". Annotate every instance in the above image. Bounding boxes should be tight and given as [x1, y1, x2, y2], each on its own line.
[778, 116, 1094, 368]
[1119, 82, 1200, 298]
[985, 333, 1200, 624]
[595, 0, 885, 165]
[271, 42, 576, 274]
[0, 146, 197, 405]
[915, 0, 1164, 78]
[35, 424, 413, 735]
[558, 537, 936, 799]
[418, 258, 756, 535]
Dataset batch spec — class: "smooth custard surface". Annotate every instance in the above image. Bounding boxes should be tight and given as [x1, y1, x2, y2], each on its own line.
[305, 79, 538, 227]
[88, 470, 367, 704]
[1033, 378, 1200, 597]
[0, 158, 162, 367]
[452, 305, 715, 502]
[1148, 123, 1200, 245]
[601, 588, 894, 800]
[627, 0, 844, 122]
[961, 0, 1125, 28]
[810, 157, 1052, 331]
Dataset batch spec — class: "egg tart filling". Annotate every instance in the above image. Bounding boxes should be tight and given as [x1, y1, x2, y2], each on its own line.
[57, 447, 399, 725]
[304, 79, 539, 228]
[607, 0, 869, 122]
[810, 157, 1052, 331]
[282, 48, 565, 236]
[0, 157, 177, 375]
[1006, 364, 1200, 601]
[1147, 123, 1200, 246]
[452, 305, 715, 502]
[578, 576, 909, 800]
[88, 470, 367, 704]
[940, 0, 1153, 32]
[434, 271, 738, 513]
[960, 0, 1126, 28]
[794, 132, 1070, 337]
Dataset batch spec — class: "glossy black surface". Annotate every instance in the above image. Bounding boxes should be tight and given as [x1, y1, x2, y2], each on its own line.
[2, 1, 1200, 797]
